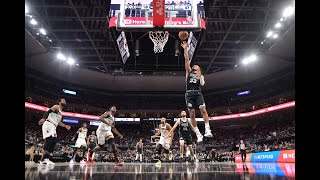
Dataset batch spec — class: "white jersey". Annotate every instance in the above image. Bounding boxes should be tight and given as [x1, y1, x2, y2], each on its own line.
[46, 108, 62, 127]
[97, 113, 114, 131]
[78, 127, 88, 139]
[159, 123, 170, 138]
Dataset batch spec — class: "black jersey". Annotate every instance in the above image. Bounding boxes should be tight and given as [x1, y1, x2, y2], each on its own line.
[89, 135, 96, 144]
[179, 119, 192, 137]
[186, 71, 201, 91]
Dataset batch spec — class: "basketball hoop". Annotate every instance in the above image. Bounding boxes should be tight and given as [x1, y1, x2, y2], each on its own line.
[149, 31, 169, 53]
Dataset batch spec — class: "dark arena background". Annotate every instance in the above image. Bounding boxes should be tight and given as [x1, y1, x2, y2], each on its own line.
[25, 0, 295, 179]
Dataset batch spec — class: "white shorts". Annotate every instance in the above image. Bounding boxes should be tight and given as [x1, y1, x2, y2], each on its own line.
[96, 129, 114, 145]
[75, 138, 87, 148]
[159, 136, 170, 150]
[42, 121, 57, 139]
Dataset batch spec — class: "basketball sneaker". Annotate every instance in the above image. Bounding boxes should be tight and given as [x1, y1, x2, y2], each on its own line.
[204, 128, 213, 138]
[80, 160, 86, 164]
[196, 133, 203, 143]
[39, 158, 55, 165]
[155, 159, 162, 166]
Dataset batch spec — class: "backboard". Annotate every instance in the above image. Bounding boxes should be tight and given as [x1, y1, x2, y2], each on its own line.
[109, 0, 206, 32]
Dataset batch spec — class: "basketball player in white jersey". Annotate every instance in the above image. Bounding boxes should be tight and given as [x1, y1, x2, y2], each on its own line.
[151, 117, 174, 165]
[181, 42, 213, 143]
[88, 106, 124, 166]
[70, 122, 88, 164]
[37, 98, 71, 165]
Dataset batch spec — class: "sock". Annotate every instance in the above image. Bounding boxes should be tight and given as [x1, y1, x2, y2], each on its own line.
[193, 127, 201, 136]
[92, 152, 95, 160]
[180, 154, 183, 158]
[205, 122, 210, 129]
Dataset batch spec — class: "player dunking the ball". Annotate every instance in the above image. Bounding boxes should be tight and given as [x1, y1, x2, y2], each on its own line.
[181, 41, 213, 143]
[87, 106, 123, 166]
[38, 98, 71, 165]
[151, 117, 174, 165]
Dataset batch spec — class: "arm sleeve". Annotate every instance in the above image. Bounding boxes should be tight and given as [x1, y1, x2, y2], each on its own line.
[42, 109, 53, 120]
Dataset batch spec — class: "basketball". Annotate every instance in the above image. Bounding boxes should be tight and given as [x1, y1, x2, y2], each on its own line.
[178, 31, 189, 41]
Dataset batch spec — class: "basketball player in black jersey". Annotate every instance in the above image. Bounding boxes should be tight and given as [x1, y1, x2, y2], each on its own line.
[87, 131, 98, 162]
[181, 42, 213, 143]
[170, 110, 196, 162]
[38, 98, 71, 165]
[135, 139, 144, 162]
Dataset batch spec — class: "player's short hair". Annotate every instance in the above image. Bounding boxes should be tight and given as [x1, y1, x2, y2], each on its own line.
[109, 106, 116, 110]
[57, 98, 65, 104]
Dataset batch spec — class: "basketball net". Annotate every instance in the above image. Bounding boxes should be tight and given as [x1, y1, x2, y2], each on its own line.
[149, 31, 169, 53]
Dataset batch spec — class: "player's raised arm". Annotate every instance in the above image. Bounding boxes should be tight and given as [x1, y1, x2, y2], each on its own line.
[181, 42, 191, 74]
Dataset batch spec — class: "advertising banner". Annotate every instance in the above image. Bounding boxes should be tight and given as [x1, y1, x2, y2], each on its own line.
[235, 150, 295, 163]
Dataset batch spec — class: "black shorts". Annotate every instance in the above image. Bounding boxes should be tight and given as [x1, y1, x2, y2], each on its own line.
[89, 143, 96, 150]
[185, 91, 205, 109]
[180, 136, 193, 145]
[137, 149, 142, 154]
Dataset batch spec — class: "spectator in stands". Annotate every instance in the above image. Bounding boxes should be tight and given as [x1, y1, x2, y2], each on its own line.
[25, 144, 35, 163]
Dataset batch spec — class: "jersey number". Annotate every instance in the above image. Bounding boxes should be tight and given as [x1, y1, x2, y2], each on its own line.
[189, 78, 197, 83]
[183, 126, 188, 131]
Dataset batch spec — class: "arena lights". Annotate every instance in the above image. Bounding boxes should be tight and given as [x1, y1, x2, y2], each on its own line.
[67, 57, 75, 65]
[57, 53, 67, 61]
[275, 22, 282, 28]
[242, 54, 257, 65]
[266, 31, 273, 38]
[30, 19, 37, 25]
[280, 17, 285, 21]
[76, 64, 79, 66]
[282, 6, 294, 17]
[272, 34, 279, 39]
[39, 28, 46, 35]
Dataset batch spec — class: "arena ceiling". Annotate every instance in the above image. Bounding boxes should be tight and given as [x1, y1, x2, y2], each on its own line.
[26, 0, 295, 76]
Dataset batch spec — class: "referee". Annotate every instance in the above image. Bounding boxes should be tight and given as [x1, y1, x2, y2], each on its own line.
[239, 140, 247, 162]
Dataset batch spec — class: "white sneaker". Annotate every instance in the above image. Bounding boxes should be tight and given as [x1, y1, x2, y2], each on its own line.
[204, 128, 213, 138]
[69, 159, 75, 164]
[197, 133, 203, 143]
[45, 159, 55, 165]
[80, 160, 86, 164]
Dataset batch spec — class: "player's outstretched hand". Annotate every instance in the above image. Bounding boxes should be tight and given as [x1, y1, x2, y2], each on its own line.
[65, 125, 71, 130]
[181, 41, 189, 49]
[119, 134, 123, 139]
[38, 118, 45, 125]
